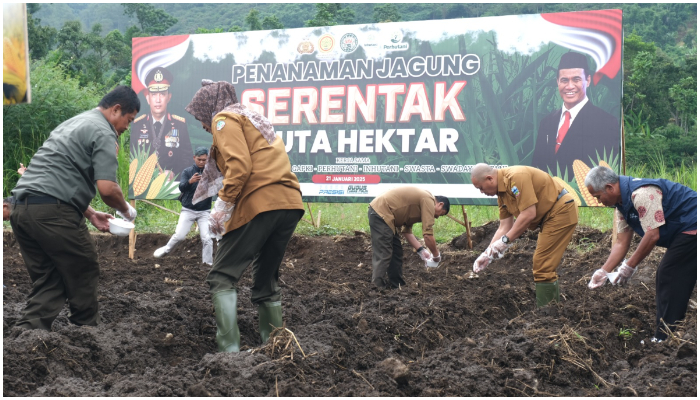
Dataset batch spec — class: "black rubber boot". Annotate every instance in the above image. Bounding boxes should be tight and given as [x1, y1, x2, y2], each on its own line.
[258, 301, 283, 343]
[535, 281, 560, 308]
[212, 289, 240, 352]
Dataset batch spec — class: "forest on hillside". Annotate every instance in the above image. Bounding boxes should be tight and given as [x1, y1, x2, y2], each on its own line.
[4, 3, 697, 197]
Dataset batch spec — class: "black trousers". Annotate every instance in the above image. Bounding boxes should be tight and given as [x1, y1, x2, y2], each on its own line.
[207, 209, 303, 304]
[10, 202, 100, 330]
[368, 206, 405, 289]
[655, 233, 697, 340]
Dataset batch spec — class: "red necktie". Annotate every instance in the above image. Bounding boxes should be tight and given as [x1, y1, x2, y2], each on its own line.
[555, 111, 570, 154]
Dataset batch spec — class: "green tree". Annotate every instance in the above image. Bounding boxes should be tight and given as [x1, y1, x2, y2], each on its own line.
[373, 4, 400, 23]
[121, 3, 178, 36]
[306, 4, 355, 27]
[26, 4, 57, 60]
[262, 15, 284, 30]
[245, 9, 263, 31]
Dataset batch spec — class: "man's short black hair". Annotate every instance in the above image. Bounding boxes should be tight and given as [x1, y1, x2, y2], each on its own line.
[435, 195, 450, 214]
[3, 197, 13, 205]
[98, 85, 141, 115]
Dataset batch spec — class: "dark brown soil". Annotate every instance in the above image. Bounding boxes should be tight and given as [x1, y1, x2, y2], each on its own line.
[3, 224, 696, 396]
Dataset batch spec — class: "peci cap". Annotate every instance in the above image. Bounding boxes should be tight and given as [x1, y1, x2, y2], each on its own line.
[558, 52, 589, 73]
[145, 67, 173, 93]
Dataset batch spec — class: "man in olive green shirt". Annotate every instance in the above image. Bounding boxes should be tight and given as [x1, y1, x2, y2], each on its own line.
[10, 85, 139, 331]
[470, 163, 578, 307]
[368, 187, 450, 289]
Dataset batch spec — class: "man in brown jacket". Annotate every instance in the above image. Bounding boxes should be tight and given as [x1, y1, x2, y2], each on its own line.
[368, 187, 449, 289]
[470, 163, 578, 307]
[186, 80, 304, 353]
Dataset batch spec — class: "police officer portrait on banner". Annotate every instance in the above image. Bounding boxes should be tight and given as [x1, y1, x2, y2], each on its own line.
[132, 66, 193, 176]
[532, 51, 620, 177]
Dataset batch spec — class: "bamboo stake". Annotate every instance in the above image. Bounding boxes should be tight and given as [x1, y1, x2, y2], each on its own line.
[461, 205, 472, 249]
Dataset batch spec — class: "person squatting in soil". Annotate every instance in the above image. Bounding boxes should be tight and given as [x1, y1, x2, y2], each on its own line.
[185, 79, 305, 353]
[471, 163, 579, 307]
[154, 147, 214, 265]
[585, 166, 697, 342]
[368, 186, 449, 289]
[9, 86, 139, 331]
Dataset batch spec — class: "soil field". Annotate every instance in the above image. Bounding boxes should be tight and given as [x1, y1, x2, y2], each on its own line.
[3, 224, 697, 396]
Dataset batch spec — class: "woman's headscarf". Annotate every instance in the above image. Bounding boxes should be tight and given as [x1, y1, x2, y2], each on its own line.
[186, 79, 278, 205]
[185, 79, 238, 128]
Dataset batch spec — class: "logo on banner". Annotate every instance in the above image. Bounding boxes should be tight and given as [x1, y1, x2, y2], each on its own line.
[318, 34, 335, 53]
[340, 33, 358, 53]
[297, 39, 315, 54]
[347, 185, 368, 195]
[384, 30, 409, 51]
[363, 33, 378, 48]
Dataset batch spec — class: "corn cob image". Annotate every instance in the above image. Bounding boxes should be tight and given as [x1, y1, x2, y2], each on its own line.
[146, 172, 169, 199]
[128, 159, 138, 185]
[552, 176, 581, 207]
[133, 153, 158, 196]
[572, 159, 603, 207]
[598, 160, 612, 170]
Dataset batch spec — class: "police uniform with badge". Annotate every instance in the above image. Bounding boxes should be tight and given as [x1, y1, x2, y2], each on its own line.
[132, 67, 193, 175]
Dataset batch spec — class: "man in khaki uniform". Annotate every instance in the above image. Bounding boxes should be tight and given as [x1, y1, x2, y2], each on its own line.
[470, 164, 578, 307]
[186, 80, 304, 352]
[368, 187, 449, 289]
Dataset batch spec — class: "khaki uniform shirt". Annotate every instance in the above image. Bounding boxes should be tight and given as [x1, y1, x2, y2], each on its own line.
[211, 112, 304, 232]
[369, 187, 436, 236]
[12, 109, 119, 212]
[497, 166, 563, 230]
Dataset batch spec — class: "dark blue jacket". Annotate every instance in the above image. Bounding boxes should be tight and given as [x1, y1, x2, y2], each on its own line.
[178, 164, 213, 211]
[615, 176, 696, 248]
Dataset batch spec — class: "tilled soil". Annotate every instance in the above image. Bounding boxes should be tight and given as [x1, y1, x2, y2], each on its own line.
[3, 223, 697, 396]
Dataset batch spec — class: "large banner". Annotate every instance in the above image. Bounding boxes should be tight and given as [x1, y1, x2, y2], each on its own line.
[129, 9, 622, 206]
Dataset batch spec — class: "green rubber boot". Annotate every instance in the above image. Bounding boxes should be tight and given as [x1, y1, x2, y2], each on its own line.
[258, 301, 283, 343]
[535, 281, 560, 308]
[212, 289, 240, 352]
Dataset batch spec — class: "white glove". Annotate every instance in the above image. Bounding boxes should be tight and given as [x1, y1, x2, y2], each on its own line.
[473, 249, 493, 273]
[588, 268, 608, 289]
[116, 202, 137, 222]
[612, 260, 637, 286]
[417, 247, 432, 262]
[209, 198, 234, 240]
[490, 240, 511, 259]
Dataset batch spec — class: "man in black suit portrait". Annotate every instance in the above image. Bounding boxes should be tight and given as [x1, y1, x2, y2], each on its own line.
[532, 52, 620, 178]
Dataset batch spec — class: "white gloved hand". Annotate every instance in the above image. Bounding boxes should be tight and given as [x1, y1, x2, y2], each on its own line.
[473, 249, 493, 273]
[588, 268, 608, 289]
[490, 240, 512, 259]
[612, 260, 637, 286]
[116, 202, 137, 222]
[417, 247, 432, 262]
[209, 198, 235, 240]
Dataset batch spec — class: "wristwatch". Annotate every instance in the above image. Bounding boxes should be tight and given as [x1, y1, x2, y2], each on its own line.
[501, 235, 510, 244]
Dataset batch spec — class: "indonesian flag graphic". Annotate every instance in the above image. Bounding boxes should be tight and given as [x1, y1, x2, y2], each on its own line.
[540, 9, 622, 85]
[131, 35, 191, 94]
